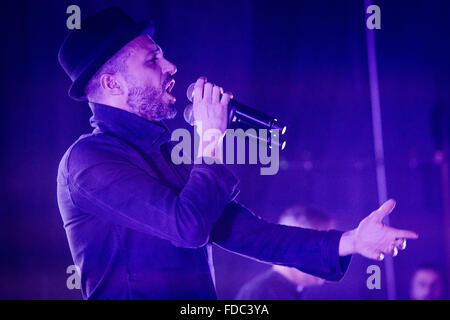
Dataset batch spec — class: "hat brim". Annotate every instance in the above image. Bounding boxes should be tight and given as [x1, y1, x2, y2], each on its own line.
[68, 20, 154, 101]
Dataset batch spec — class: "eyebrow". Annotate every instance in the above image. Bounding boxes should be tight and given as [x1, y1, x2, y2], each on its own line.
[147, 46, 163, 57]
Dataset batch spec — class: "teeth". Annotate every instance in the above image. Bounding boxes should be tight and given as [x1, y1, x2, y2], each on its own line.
[166, 79, 175, 93]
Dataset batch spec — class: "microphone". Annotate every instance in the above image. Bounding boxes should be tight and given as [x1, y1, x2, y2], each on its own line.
[184, 83, 287, 149]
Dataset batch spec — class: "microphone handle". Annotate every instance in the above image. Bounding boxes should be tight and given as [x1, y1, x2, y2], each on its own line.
[228, 100, 285, 131]
[184, 100, 285, 132]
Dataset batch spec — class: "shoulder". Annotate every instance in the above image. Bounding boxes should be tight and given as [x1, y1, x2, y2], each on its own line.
[65, 133, 133, 173]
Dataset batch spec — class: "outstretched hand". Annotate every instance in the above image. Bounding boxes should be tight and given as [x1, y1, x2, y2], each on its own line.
[339, 199, 419, 260]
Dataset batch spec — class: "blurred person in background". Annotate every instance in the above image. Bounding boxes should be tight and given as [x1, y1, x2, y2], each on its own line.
[410, 264, 446, 300]
[236, 206, 335, 300]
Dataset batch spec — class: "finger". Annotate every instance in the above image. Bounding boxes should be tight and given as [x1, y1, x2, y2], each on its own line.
[400, 239, 407, 250]
[220, 91, 233, 106]
[193, 76, 206, 103]
[384, 244, 398, 257]
[394, 238, 407, 250]
[371, 199, 396, 223]
[212, 85, 221, 104]
[366, 251, 384, 261]
[203, 82, 213, 103]
[393, 247, 398, 257]
[392, 228, 419, 240]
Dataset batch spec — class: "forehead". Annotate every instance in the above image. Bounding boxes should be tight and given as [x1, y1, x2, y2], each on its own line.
[127, 35, 161, 55]
[414, 270, 440, 282]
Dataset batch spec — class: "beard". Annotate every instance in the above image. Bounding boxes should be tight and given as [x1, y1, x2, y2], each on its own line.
[125, 76, 177, 121]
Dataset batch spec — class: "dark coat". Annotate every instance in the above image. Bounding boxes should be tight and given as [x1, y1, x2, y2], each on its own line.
[56, 103, 351, 299]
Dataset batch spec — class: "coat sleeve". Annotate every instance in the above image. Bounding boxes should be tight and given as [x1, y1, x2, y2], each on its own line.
[210, 202, 352, 281]
[66, 136, 238, 248]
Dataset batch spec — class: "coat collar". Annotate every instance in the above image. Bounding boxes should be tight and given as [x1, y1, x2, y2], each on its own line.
[89, 102, 171, 150]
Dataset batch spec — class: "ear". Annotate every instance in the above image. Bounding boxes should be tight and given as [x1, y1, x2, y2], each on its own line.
[99, 73, 125, 96]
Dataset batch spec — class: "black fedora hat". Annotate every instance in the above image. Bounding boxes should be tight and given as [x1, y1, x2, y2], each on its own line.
[58, 7, 154, 101]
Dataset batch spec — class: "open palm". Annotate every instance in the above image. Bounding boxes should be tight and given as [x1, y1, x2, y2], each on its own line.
[353, 199, 418, 260]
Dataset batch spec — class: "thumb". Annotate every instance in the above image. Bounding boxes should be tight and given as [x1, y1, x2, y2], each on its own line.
[371, 199, 396, 222]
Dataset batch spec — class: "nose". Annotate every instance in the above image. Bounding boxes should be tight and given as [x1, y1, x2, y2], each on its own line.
[164, 58, 177, 76]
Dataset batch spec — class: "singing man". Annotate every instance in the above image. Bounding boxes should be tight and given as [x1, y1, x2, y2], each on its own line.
[57, 7, 418, 299]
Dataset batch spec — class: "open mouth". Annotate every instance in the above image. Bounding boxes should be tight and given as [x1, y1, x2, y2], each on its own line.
[165, 79, 175, 93]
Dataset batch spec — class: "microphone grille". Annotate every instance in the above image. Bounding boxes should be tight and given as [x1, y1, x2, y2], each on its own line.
[186, 83, 195, 102]
[183, 103, 194, 126]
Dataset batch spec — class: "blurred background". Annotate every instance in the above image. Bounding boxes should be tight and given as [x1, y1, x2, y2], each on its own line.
[0, 0, 448, 299]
